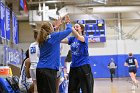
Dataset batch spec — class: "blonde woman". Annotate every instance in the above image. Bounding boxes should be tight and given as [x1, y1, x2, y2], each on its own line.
[36, 15, 72, 93]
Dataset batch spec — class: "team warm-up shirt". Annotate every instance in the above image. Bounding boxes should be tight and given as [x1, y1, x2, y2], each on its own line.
[37, 24, 72, 70]
[68, 36, 90, 67]
[126, 57, 137, 67]
[29, 41, 39, 69]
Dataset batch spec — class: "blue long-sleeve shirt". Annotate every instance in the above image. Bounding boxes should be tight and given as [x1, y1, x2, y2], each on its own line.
[37, 24, 72, 70]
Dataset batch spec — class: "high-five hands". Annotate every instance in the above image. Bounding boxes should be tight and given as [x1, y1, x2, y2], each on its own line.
[53, 17, 63, 31]
[53, 15, 71, 31]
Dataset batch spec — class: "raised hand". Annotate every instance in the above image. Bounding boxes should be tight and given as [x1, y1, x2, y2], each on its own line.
[53, 17, 62, 31]
[65, 15, 70, 23]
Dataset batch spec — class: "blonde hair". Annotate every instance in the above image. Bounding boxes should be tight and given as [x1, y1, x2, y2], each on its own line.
[129, 52, 133, 56]
[37, 22, 53, 46]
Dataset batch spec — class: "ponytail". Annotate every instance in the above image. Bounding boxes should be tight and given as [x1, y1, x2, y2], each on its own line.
[37, 22, 53, 46]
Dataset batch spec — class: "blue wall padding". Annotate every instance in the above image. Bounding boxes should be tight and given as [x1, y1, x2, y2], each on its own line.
[61, 54, 140, 78]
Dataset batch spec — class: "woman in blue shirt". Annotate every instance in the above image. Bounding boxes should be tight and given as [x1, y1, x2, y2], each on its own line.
[36, 16, 72, 93]
[62, 23, 94, 93]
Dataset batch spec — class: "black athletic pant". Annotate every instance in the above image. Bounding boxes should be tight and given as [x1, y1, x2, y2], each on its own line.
[110, 68, 115, 82]
[36, 68, 57, 93]
[68, 64, 94, 93]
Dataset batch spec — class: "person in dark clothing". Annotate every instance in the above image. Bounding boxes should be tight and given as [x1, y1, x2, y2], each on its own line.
[124, 53, 139, 87]
[65, 50, 72, 63]
[64, 50, 72, 79]
[108, 58, 117, 82]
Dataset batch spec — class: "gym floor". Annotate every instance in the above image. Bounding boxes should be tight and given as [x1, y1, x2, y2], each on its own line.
[94, 78, 140, 93]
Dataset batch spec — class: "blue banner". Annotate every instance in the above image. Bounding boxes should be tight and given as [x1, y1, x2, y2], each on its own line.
[6, 7, 10, 40]
[0, 2, 5, 38]
[12, 12, 18, 44]
[20, 0, 24, 9]
[4, 45, 22, 65]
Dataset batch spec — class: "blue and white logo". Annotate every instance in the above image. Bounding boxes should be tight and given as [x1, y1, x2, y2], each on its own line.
[71, 42, 80, 55]
[30, 47, 36, 54]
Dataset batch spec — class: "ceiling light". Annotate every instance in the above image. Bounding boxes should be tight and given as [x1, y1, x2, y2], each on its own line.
[93, 0, 107, 4]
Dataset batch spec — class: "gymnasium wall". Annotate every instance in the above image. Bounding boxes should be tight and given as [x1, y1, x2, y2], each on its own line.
[17, 19, 140, 78]
[19, 21, 34, 43]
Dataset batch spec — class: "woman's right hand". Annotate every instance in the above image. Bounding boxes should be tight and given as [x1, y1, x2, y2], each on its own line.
[65, 15, 71, 23]
[53, 17, 62, 30]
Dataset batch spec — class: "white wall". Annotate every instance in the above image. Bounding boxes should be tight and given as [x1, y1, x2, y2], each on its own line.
[106, 20, 140, 40]
[19, 21, 35, 43]
[122, 20, 140, 39]
[18, 43, 31, 51]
